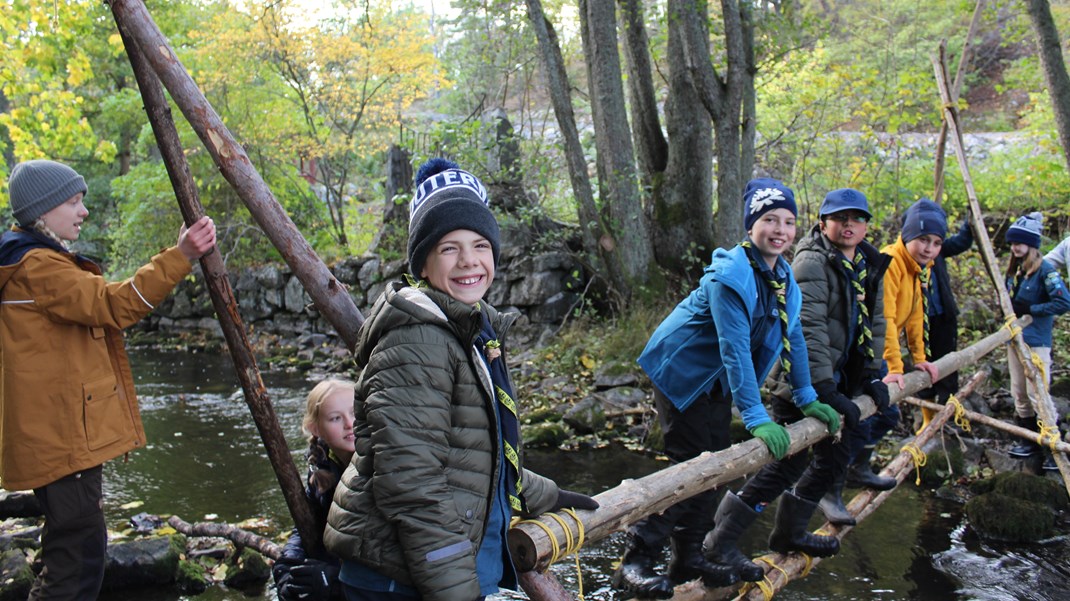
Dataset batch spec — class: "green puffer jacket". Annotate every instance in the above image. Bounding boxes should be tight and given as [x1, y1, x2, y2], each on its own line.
[324, 282, 559, 600]
[768, 226, 890, 398]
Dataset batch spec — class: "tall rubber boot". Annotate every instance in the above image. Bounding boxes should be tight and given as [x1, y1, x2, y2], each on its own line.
[1009, 415, 1040, 459]
[918, 406, 936, 433]
[818, 471, 856, 526]
[701, 492, 764, 583]
[667, 533, 739, 587]
[846, 446, 896, 491]
[768, 492, 840, 557]
[610, 533, 674, 599]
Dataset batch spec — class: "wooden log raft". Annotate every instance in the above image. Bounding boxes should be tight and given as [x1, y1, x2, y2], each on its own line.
[507, 320, 1023, 573]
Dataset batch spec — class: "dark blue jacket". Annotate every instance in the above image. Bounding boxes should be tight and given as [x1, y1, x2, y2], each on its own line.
[1006, 259, 1070, 347]
[637, 244, 817, 429]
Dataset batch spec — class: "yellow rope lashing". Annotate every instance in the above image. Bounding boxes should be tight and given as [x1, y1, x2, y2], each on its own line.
[1029, 351, 1048, 384]
[736, 575, 775, 601]
[512, 509, 587, 599]
[946, 395, 972, 433]
[1037, 420, 1061, 451]
[903, 443, 927, 485]
[1003, 316, 1022, 338]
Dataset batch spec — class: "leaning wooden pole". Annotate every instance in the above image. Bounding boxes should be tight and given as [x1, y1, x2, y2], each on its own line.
[508, 322, 1023, 573]
[109, 0, 364, 349]
[933, 0, 986, 201]
[901, 396, 1070, 453]
[931, 53, 1070, 493]
[113, 18, 320, 553]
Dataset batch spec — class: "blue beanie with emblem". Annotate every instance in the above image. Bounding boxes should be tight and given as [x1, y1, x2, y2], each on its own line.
[407, 158, 500, 278]
[743, 178, 797, 231]
[1005, 212, 1043, 249]
[901, 198, 947, 243]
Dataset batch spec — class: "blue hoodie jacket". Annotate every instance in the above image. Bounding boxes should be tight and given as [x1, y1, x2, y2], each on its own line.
[637, 244, 817, 429]
[1006, 259, 1070, 347]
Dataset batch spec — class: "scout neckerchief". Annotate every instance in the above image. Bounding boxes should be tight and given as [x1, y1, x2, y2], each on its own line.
[742, 241, 791, 375]
[918, 264, 932, 357]
[839, 250, 874, 360]
[475, 309, 525, 513]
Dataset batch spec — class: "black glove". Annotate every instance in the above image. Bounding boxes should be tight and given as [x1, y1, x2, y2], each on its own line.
[1012, 299, 1032, 317]
[862, 375, 890, 412]
[551, 489, 600, 512]
[277, 558, 340, 601]
[813, 380, 860, 430]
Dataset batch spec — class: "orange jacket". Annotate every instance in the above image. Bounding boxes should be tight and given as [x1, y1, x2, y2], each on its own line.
[880, 238, 930, 375]
[0, 234, 191, 490]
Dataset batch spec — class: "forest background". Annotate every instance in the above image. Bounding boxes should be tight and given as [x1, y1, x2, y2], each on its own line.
[2, 0, 1070, 372]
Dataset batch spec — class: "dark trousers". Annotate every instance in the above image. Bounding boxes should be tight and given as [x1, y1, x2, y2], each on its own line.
[629, 385, 732, 547]
[917, 312, 959, 402]
[29, 465, 107, 601]
[343, 586, 483, 601]
[847, 402, 902, 460]
[738, 393, 852, 506]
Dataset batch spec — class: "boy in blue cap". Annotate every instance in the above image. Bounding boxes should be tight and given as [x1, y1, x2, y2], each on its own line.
[613, 179, 841, 597]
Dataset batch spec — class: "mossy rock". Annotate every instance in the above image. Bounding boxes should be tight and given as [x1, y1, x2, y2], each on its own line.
[0, 549, 33, 601]
[965, 491, 1054, 542]
[223, 548, 270, 590]
[969, 471, 1069, 511]
[523, 407, 563, 425]
[917, 448, 964, 487]
[522, 422, 572, 448]
[175, 558, 208, 595]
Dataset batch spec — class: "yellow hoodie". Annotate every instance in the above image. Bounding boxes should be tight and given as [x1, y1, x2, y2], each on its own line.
[880, 238, 930, 375]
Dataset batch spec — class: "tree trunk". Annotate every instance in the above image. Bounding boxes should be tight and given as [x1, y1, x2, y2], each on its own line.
[618, 0, 667, 182]
[579, 0, 656, 294]
[108, 0, 364, 349]
[1025, 0, 1070, 171]
[523, 0, 629, 304]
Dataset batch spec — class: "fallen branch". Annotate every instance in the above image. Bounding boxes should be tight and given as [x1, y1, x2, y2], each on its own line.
[899, 396, 1070, 454]
[168, 515, 281, 561]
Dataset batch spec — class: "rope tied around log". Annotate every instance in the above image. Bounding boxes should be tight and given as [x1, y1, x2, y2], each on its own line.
[946, 394, 972, 433]
[1037, 420, 1062, 451]
[902, 443, 928, 485]
[1030, 350, 1048, 382]
[738, 568, 777, 601]
[1003, 316, 1022, 338]
[512, 509, 587, 599]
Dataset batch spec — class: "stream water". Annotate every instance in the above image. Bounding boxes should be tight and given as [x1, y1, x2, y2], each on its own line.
[93, 348, 1069, 601]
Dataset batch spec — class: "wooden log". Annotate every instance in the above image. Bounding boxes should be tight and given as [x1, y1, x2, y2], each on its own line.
[508, 323, 1020, 572]
[933, 0, 986, 201]
[168, 515, 281, 560]
[108, 0, 364, 349]
[899, 395, 1070, 454]
[112, 18, 320, 553]
[931, 54, 1070, 494]
[518, 570, 576, 601]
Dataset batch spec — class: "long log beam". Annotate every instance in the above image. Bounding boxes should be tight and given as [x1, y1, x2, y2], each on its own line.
[109, 0, 364, 349]
[508, 321, 1024, 573]
[931, 54, 1070, 493]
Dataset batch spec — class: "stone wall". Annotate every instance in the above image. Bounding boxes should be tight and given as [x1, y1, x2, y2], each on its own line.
[146, 221, 585, 346]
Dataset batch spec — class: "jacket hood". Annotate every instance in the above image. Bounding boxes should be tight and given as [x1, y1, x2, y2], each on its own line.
[0, 227, 69, 290]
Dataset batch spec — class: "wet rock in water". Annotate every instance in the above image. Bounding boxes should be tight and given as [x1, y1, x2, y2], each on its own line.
[0, 519, 40, 554]
[965, 492, 1054, 542]
[523, 422, 572, 448]
[175, 559, 209, 595]
[564, 397, 606, 434]
[129, 512, 164, 534]
[101, 535, 182, 590]
[223, 548, 271, 590]
[0, 548, 34, 601]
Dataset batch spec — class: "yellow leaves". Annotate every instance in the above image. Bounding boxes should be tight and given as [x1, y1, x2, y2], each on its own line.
[579, 353, 596, 370]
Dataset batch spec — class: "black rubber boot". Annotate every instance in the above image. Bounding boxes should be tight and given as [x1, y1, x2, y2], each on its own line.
[610, 533, 674, 599]
[768, 492, 840, 557]
[818, 471, 856, 526]
[667, 534, 739, 588]
[701, 492, 764, 583]
[1009, 415, 1041, 459]
[846, 446, 896, 491]
[1042, 452, 1059, 472]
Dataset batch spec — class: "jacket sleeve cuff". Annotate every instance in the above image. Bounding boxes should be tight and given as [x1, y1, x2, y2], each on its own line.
[741, 405, 772, 430]
[791, 385, 817, 408]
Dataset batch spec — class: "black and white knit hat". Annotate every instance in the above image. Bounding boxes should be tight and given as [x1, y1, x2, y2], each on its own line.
[8, 159, 87, 226]
[407, 158, 500, 278]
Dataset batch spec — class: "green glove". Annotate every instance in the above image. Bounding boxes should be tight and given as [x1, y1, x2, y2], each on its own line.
[750, 422, 790, 459]
[801, 400, 840, 434]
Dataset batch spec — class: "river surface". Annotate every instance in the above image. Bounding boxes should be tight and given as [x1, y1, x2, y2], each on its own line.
[94, 348, 1069, 601]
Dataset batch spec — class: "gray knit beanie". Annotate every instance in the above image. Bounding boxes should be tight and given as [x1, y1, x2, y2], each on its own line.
[8, 160, 88, 226]
[407, 158, 500, 278]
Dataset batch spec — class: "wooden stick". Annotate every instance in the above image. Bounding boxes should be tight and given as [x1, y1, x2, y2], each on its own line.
[518, 570, 576, 601]
[899, 396, 1070, 453]
[112, 15, 320, 553]
[930, 52, 1070, 494]
[933, 0, 987, 201]
[108, 0, 364, 349]
[508, 322, 1021, 572]
[168, 515, 282, 560]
